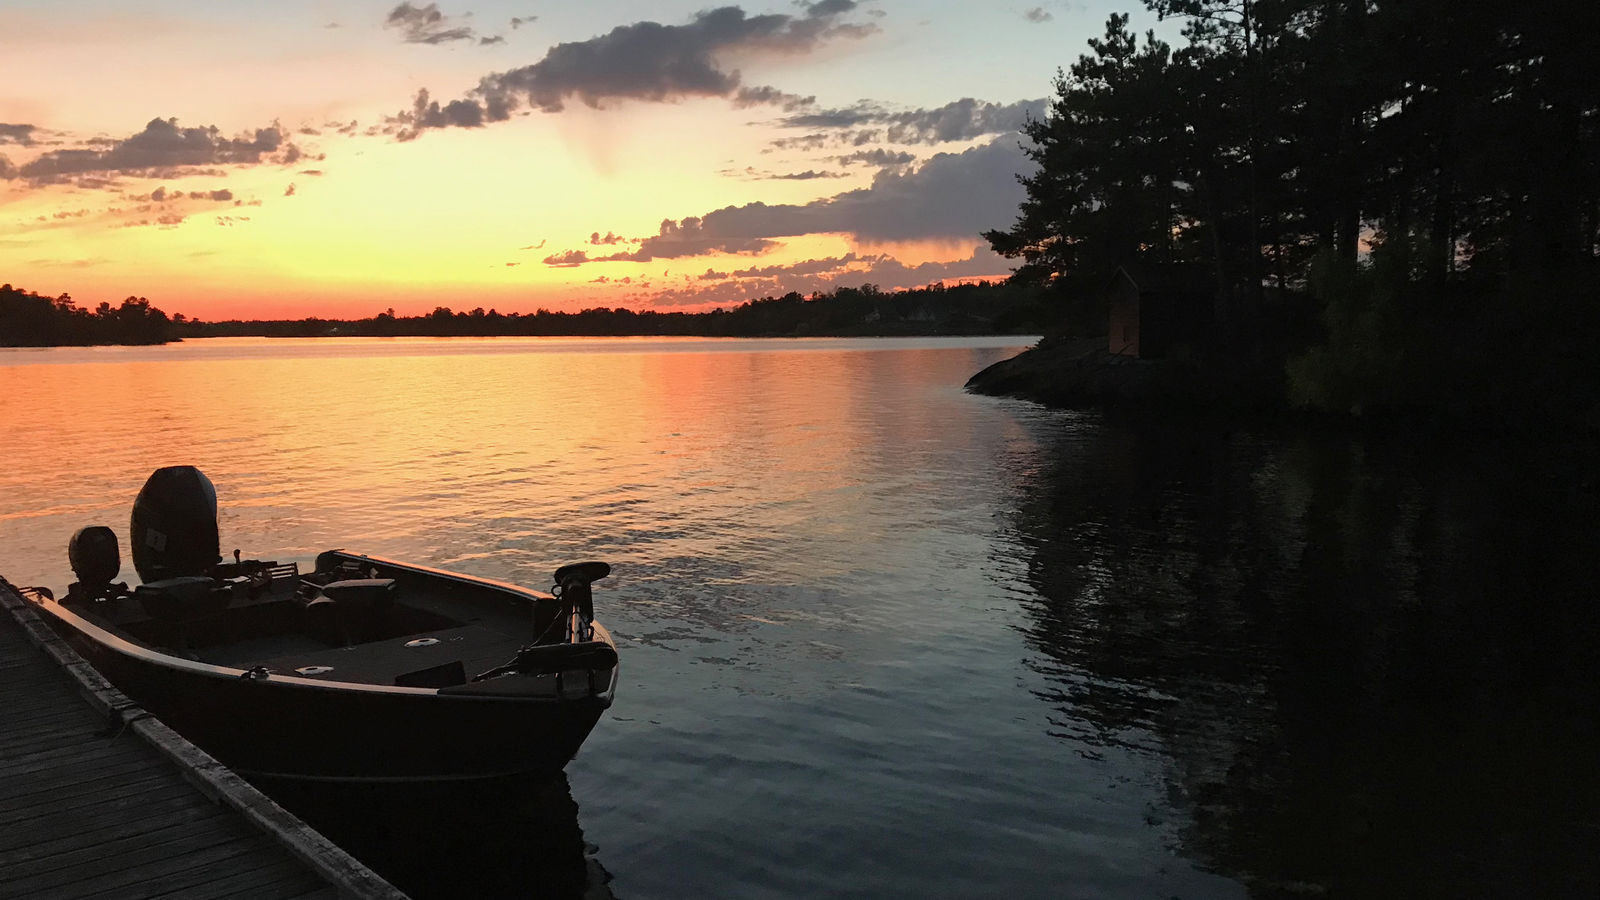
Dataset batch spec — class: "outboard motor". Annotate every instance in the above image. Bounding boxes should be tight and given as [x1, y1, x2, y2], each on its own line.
[131, 466, 221, 584]
[64, 525, 125, 603]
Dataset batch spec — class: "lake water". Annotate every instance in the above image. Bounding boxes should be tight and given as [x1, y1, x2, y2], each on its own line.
[2, 336, 1596, 899]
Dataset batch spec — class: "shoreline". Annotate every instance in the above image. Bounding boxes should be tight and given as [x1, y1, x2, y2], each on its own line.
[965, 338, 1600, 438]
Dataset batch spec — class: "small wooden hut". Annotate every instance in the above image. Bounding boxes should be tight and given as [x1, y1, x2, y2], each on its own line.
[1106, 266, 1216, 359]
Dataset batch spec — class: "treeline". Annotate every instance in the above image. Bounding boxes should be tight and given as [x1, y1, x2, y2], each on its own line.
[987, 0, 1599, 424]
[189, 281, 1047, 339]
[1, 284, 179, 346]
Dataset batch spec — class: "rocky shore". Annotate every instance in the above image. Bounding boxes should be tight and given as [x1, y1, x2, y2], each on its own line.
[965, 336, 1288, 414]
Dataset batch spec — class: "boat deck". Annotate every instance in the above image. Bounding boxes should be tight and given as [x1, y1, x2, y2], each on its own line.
[82, 560, 539, 688]
[0, 579, 408, 900]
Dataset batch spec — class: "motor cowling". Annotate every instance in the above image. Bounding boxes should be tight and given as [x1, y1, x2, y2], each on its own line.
[131, 466, 221, 583]
[68, 526, 120, 588]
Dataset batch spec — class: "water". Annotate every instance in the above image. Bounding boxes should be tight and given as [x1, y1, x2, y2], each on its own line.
[2, 337, 1596, 898]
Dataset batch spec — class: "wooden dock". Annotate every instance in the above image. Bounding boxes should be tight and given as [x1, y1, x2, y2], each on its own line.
[0, 579, 408, 900]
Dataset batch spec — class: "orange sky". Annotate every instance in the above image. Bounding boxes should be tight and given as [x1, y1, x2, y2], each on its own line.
[0, 1, 1137, 319]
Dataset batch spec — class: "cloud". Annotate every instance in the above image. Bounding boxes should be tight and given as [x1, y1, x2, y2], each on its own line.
[636, 246, 1015, 308]
[384, 3, 475, 44]
[589, 231, 628, 245]
[777, 97, 1046, 145]
[0, 123, 36, 146]
[510, 16, 536, 29]
[0, 155, 15, 180]
[581, 218, 779, 263]
[11, 117, 297, 185]
[1024, 7, 1054, 23]
[388, 3, 873, 139]
[479, 35, 505, 46]
[732, 85, 815, 110]
[545, 136, 1028, 265]
[542, 249, 591, 267]
[768, 169, 845, 180]
[836, 148, 916, 169]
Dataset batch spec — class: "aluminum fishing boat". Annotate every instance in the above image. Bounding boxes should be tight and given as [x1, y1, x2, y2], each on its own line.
[22, 466, 619, 782]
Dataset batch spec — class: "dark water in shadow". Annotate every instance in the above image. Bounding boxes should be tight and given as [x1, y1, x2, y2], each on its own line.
[254, 774, 614, 900]
[1006, 417, 1600, 897]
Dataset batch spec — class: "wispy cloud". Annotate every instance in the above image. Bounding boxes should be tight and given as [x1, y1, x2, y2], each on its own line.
[384, 2, 475, 45]
[638, 246, 1014, 308]
[7, 118, 299, 187]
[777, 97, 1046, 145]
[385, 3, 874, 140]
[0, 123, 38, 146]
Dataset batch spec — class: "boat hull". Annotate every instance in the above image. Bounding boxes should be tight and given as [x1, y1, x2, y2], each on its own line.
[67, 634, 610, 781]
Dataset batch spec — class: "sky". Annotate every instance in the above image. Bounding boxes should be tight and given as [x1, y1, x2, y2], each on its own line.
[0, 0, 1145, 319]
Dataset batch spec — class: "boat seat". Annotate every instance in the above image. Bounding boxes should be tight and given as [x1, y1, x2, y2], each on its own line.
[134, 576, 231, 623]
[299, 577, 396, 645]
[319, 578, 396, 612]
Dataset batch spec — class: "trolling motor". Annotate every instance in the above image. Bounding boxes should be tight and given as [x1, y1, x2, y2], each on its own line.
[532, 561, 609, 644]
[475, 561, 615, 684]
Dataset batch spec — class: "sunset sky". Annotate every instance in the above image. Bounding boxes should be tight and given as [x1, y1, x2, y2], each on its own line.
[1, 0, 1145, 319]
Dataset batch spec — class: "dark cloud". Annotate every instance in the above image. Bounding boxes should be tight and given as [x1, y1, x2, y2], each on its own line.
[585, 217, 779, 262]
[589, 231, 627, 245]
[384, 3, 475, 44]
[768, 169, 845, 180]
[389, 88, 488, 140]
[777, 97, 1046, 145]
[836, 148, 916, 169]
[547, 137, 1027, 265]
[0, 123, 36, 146]
[1024, 7, 1054, 23]
[13, 117, 296, 185]
[389, 4, 873, 139]
[732, 85, 815, 110]
[768, 133, 831, 152]
[0, 155, 15, 180]
[543, 249, 591, 267]
[510, 16, 536, 29]
[284, 183, 296, 197]
[728, 251, 880, 278]
[804, 0, 858, 15]
[185, 189, 233, 201]
[638, 246, 1013, 308]
[480, 35, 506, 46]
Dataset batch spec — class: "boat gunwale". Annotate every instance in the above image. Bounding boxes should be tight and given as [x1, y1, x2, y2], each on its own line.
[28, 552, 617, 703]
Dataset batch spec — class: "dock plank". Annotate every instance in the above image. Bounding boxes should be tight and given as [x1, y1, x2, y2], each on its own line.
[1, 581, 402, 900]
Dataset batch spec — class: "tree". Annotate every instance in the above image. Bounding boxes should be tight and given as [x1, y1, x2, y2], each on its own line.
[986, 13, 1204, 328]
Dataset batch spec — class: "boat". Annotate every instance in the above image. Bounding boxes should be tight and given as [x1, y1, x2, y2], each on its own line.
[20, 465, 619, 783]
